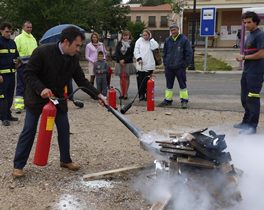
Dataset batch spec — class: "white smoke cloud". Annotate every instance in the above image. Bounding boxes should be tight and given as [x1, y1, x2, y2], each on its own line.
[135, 131, 264, 210]
[227, 134, 264, 210]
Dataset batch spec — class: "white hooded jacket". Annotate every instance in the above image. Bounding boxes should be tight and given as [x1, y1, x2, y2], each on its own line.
[134, 37, 159, 72]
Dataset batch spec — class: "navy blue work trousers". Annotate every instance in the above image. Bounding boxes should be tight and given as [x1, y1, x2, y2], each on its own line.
[165, 67, 187, 90]
[241, 72, 264, 128]
[14, 108, 72, 169]
[0, 73, 15, 120]
[15, 64, 25, 96]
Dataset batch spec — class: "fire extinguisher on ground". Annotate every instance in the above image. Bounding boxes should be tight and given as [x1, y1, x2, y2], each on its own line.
[108, 87, 117, 109]
[33, 99, 57, 166]
[147, 76, 155, 111]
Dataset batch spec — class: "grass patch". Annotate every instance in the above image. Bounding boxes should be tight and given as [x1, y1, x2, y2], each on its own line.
[195, 53, 232, 71]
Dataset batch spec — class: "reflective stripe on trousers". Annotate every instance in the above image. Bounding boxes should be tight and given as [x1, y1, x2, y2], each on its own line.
[14, 96, 24, 110]
[165, 89, 173, 100]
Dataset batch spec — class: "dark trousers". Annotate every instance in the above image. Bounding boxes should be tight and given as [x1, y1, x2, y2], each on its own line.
[0, 73, 15, 120]
[14, 109, 72, 169]
[96, 76, 108, 96]
[16, 64, 26, 96]
[67, 79, 74, 101]
[241, 72, 263, 128]
[136, 70, 153, 99]
[165, 67, 188, 102]
[165, 67, 187, 90]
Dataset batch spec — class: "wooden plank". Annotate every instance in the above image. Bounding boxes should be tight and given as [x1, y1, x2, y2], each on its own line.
[159, 143, 194, 151]
[156, 140, 173, 144]
[218, 163, 234, 174]
[160, 148, 196, 156]
[83, 165, 145, 181]
[169, 128, 208, 139]
[150, 193, 172, 210]
[155, 140, 173, 144]
[177, 157, 216, 169]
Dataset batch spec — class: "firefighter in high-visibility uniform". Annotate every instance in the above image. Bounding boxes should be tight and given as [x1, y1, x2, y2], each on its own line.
[14, 21, 37, 113]
[0, 23, 19, 126]
[234, 11, 264, 135]
[158, 24, 192, 109]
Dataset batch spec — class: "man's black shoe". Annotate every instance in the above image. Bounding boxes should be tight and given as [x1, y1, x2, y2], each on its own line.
[233, 122, 248, 129]
[239, 127, 256, 135]
[8, 116, 18, 121]
[2, 120, 10, 126]
[158, 99, 173, 107]
[181, 101, 188, 109]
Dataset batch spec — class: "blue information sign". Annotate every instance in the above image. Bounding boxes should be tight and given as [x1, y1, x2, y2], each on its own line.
[200, 7, 216, 37]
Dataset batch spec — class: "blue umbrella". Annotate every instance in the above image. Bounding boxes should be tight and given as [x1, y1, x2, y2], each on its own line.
[39, 24, 85, 44]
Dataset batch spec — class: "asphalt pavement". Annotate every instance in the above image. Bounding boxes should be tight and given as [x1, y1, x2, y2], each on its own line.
[73, 71, 264, 113]
[74, 48, 263, 112]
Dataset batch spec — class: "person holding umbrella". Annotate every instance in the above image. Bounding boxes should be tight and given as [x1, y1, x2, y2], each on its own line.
[114, 30, 136, 99]
[12, 26, 107, 178]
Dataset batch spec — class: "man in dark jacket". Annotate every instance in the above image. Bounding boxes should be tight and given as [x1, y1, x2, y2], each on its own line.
[159, 24, 192, 109]
[13, 26, 107, 177]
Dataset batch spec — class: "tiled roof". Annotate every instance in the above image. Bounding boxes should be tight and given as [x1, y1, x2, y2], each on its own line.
[129, 3, 172, 11]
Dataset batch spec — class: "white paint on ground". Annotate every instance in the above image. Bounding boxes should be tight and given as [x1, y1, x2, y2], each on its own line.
[81, 180, 114, 189]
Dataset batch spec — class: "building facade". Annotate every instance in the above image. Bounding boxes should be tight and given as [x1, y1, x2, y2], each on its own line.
[127, 1, 264, 47]
[128, 4, 173, 45]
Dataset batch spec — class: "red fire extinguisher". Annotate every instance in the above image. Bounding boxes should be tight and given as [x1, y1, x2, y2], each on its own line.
[147, 77, 155, 111]
[33, 99, 57, 166]
[108, 87, 117, 109]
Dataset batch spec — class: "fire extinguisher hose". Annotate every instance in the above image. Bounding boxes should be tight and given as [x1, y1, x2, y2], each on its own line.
[120, 75, 150, 114]
[105, 104, 142, 139]
[53, 87, 143, 139]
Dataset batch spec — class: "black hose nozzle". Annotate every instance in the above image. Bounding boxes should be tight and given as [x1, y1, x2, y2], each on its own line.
[120, 102, 133, 114]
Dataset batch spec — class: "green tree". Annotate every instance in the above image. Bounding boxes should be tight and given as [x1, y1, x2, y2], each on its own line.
[127, 0, 143, 3]
[126, 21, 146, 41]
[164, 0, 187, 14]
[0, 0, 129, 41]
[143, 0, 166, 6]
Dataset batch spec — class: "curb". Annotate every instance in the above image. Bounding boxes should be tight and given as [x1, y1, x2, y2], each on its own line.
[154, 69, 242, 75]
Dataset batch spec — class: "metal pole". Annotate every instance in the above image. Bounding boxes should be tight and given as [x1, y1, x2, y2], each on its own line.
[188, 0, 197, 70]
[204, 36, 208, 71]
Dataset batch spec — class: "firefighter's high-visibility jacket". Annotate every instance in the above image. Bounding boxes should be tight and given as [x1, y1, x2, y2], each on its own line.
[15, 30, 37, 63]
[0, 36, 19, 75]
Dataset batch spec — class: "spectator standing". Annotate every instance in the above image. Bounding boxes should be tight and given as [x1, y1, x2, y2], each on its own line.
[134, 29, 159, 101]
[12, 27, 107, 178]
[234, 11, 264, 135]
[14, 21, 37, 113]
[94, 51, 109, 96]
[114, 30, 136, 99]
[0, 23, 19, 126]
[85, 32, 106, 85]
[158, 24, 192, 109]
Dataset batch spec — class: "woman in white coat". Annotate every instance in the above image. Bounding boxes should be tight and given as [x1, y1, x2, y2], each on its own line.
[134, 29, 159, 101]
